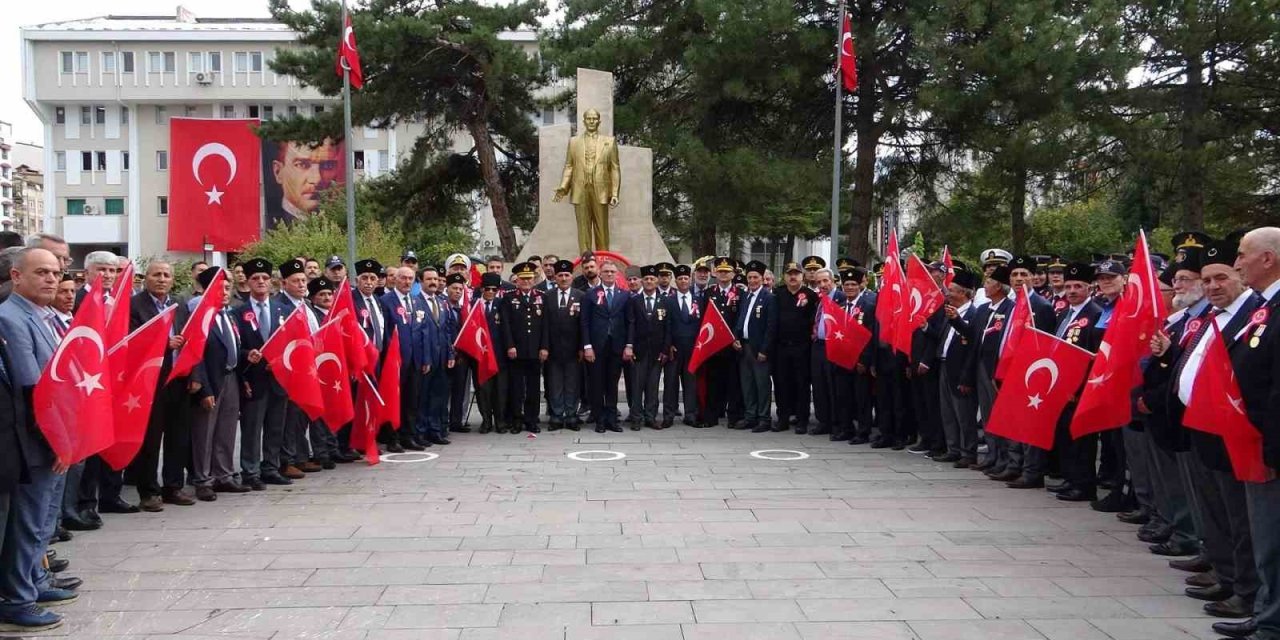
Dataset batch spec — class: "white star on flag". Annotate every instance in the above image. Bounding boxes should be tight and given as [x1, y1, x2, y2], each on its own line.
[76, 372, 105, 396]
[1027, 394, 1043, 409]
[332, 381, 343, 393]
[123, 394, 142, 412]
[205, 185, 224, 205]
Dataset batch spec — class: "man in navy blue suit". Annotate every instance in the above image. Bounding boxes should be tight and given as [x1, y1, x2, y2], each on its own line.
[581, 260, 631, 432]
[737, 261, 775, 433]
[381, 266, 428, 450]
[626, 265, 671, 430]
[663, 265, 700, 426]
[415, 267, 454, 446]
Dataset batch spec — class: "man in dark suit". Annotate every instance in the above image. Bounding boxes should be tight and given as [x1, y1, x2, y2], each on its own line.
[274, 259, 323, 476]
[966, 265, 1015, 470]
[664, 265, 700, 427]
[472, 273, 509, 433]
[233, 258, 296, 487]
[581, 260, 631, 432]
[544, 260, 583, 430]
[936, 270, 980, 465]
[831, 268, 877, 443]
[772, 262, 818, 432]
[735, 261, 774, 433]
[415, 267, 455, 445]
[381, 266, 428, 449]
[188, 268, 250, 501]
[443, 272, 473, 434]
[627, 265, 671, 430]
[906, 262, 950, 455]
[499, 263, 546, 434]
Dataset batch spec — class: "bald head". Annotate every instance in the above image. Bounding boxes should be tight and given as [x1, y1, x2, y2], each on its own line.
[1237, 227, 1280, 292]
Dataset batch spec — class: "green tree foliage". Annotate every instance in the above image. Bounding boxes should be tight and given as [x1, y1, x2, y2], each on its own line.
[1024, 198, 1127, 259]
[241, 198, 407, 268]
[263, 0, 545, 260]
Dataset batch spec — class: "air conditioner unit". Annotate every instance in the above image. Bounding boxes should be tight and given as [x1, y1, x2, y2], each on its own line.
[482, 240, 494, 249]
[195, 72, 212, 85]
[82, 204, 98, 215]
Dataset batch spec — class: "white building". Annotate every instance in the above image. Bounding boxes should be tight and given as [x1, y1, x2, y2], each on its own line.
[20, 7, 552, 265]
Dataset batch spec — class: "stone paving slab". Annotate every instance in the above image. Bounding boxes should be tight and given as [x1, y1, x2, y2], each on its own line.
[37, 428, 1217, 639]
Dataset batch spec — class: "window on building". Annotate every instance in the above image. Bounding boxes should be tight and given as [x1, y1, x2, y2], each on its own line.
[155, 151, 168, 171]
[121, 106, 129, 125]
[379, 150, 390, 171]
[54, 152, 66, 171]
[250, 52, 263, 72]
[149, 51, 175, 73]
[94, 105, 106, 125]
[95, 151, 106, 171]
[80, 106, 91, 125]
[158, 196, 168, 216]
[221, 104, 235, 118]
[121, 52, 134, 73]
[155, 106, 168, 124]
[313, 105, 325, 115]
[67, 199, 86, 216]
[122, 152, 130, 171]
[287, 105, 298, 117]
[262, 105, 273, 121]
[247, 105, 260, 119]
[542, 108, 555, 125]
[75, 52, 89, 73]
[55, 107, 65, 124]
[234, 51, 248, 72]
[185, 105, 198, 117]
[102, 52, 116, 73]
[163, 52, 176, 73]
[209, 52, 222, 73]
[353, 151, 365, 170]
[61, 52, 74, 73]
[81, 152, 92, 171]
[104, 198, 124, 215]
[188, 52, 204, 74]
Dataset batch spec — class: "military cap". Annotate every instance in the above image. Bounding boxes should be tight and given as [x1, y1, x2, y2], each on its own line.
[640, 264, 658, 278]
[1202, 239, 1237, 267]
[308, 276, 335, 297]
[742, 260, 766, 276]
[1095, 260, 1127, 277]
[952, 270, 980, 290]
[1063, 262, 1095, 283]
[243, 258, 272, 277]
[951, 258, 970, 273]
[1149, 254, 1168, 273]
[279, 258, 305, 279]
[512, 262, 538, 279]
[480, 272, 502, 288]
[872, 262, 885, 276]
[1008, 255, 1038, 273]
[401, 250, 419, 263]
[988, 265, 1012, 286]
[325, 255, 344, 269]
[445, 273, 467, 286]
[671, 264, 690, 278]
[928, 260, 947, 272]
[835, 257, 860, 271]
[625, 265, 642, 278]
[841, 268, 865, 284]
[554, 259, 575, 275]
[355, 258, 382, 275]
[802, 255, 826, 270]
[1032, 255, 1051, 271]
[1173, 247, 1203, 273]
[1174, 231, 1212, 250]
[714, 257, 736, 273]
[693, 256, 714, 272]
[732, 273, 746, 286]
[1046, 256, 1068, 272]
[783, 261, 803, 274]
[196, 265, 222, 290]
[980, 248, 1013, 266]
[446, 253, 470, 269]
[656, 262, 676, 275]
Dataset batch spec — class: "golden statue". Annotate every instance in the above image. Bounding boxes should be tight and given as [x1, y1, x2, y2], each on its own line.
[554, 108, 620, 253]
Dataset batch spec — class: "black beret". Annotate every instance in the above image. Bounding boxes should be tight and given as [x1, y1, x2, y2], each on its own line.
[481, 272, 502, 288]
[640, 265, 658, 278]
[554, 259, 575, 275]
[355, 259, 382, 276]
[1063, 262, 1095, 283]
[308, 276, 334, 297]
[674, 264, 692, 278]
[1202, 239, 1237, 267]
[1009, 255, 1037, 272]
[988, 265, 1011, 286]
[196, 266, 222, 290]
[744, 260, 767, 276]
[732, 273, 746, 285]
[243, 258, 272, 277]
[279, 259, 305, 279]
[445, 273, 467, 286]
[952, 270, 980, 290]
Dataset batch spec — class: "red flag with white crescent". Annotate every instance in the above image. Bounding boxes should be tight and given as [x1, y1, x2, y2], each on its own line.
[330, 279, 370, 376]
[105, 261, 134, 349]
[454, 299, 499, 385]
[875, 231, 906, 353]
[687, 299, 734, 373]
[897, 254, 945, 352]
[315, 315, 355, 431]
[987, 328, 1094, 450]
[335, 14, 364, 89]
[34, 275, 116, 465]
[167, 267, 227, 383]
[822, 294, 872, 370]
[354, 375, 382, 465]
[1183, 323, 1270, 482]
[261, 307, 325, 420]
[942, 245, 955, 290]
[167, 118, 261, 252]
[837, 14, 858, 92]
[99, 306, 175, 471]
[995, 285, 1032, 381]
[378, 327, 402, 430]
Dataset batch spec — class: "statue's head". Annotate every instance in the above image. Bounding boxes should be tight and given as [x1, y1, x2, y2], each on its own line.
[583, 108, 601, 132]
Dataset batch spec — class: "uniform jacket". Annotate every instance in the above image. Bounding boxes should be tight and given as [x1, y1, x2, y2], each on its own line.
[500, 289, 549, 360]
[734, 287, 775, 355]
[544, 287, 584, 362]
[627, 291, 672, 360]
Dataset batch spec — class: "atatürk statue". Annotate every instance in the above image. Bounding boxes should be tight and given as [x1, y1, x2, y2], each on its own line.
[554, 108, 620, 253]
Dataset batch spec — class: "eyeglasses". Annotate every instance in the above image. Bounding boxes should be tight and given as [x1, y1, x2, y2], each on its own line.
[482, 286, 498, 292]
[1172, 276, 1198, 284]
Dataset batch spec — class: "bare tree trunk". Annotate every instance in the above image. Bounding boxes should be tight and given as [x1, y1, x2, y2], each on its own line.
[466, 117, 518, 260]
[1180, 52, 1206, 229]
[1010, 163, 1029, 253]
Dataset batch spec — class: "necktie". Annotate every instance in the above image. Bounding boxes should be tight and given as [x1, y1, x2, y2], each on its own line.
[45, 311, 66, 342]
[256, 301, 270, 340]
[1056, 309, 1076, 338]
[368, 297, 382, 343]
[403, 295, 412, 316]
[219, 311, 236, 365]
[560, 291, 567, 309]
[430, 297, 439, 321]
[647, 296, 654, 314]
[1173, 308, 1222, 386]
[681, 294, 689, 314]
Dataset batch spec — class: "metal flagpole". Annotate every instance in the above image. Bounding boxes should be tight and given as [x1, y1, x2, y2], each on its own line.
[829, 0, 845, 266]
[341, 0, 357, 269]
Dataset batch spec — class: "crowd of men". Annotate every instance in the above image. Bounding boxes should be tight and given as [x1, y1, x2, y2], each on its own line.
[0, 227, 1277, 640]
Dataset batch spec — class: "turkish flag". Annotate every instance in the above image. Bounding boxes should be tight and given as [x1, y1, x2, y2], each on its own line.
[995, 286, 1032, 381]
[1183, 323, 1271, 483]
[837, 14, 858, 92]
[33, 275, 115, 465]
[167, 118, 261, 252]
[261, 307, 325, 420]
[99, 306, 175, 471]
[454, 300, 499, 385]
[167, 267, 227, 383]
[330, 280, 371, 376]
[897, 254, 945, 352]
[687, 299, 734, 373]
[822, 295, 872, 370]
[315, 315, 355, 432]
[942, 246, 955, 290]
[987, 328, 1094, 450]
[354, 375, 382, 465]
[1070, 231, 1164, 437]
[335, 14, 364, 89]
[105, 261, 134, 349]
[875, 231, 906, 353]
[378, 327, 402, 429]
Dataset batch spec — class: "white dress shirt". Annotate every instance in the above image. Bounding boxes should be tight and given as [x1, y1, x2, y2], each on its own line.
[1177, 289, 1254, 405]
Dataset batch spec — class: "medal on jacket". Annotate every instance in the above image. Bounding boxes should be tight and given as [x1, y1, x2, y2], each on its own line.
[1248, 307, 1268, 348]
[359, 307, 370, 327]
[1182, 318, 1203, 347]
[755, 304, 763, 319]
[797, 292, 808, 307]
[398, 306, 408, 322]
[242, 310, 258, 332]
[570, 301, 579, 316]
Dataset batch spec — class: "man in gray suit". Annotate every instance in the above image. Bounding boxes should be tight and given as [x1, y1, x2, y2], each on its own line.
[0, 247, 79, 632]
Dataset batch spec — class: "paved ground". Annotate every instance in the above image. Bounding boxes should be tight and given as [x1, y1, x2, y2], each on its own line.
[40, 428, 1220, 640]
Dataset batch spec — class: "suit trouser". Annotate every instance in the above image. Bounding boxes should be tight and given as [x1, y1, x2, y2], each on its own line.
[309, 420, 338, 462]
[911, 368, 943, 450]
[1099, 429, 1126, 488]
[772, 341, 810, 424]
[1178, 452, 1210, 548]
[398, 362, 420, 443]
[239, 392, 267, 481]
[417, 365, 450, 438]
[128, 379, 191, 497]
[1054, 402, 1097, 491]
[701, 350, 737, 425]
[738, 344, 771, 424]
[74, 456, 116, 514]
[939, 367, 979, 459]
[1188, 459, 1257, 602]
[831, 364, 861, 438]
[474, 368, 507, 429]
[660, 355, 681, 418]
[623, 360, 636, 420]
[1246, 479, 1280, 639]
[260, 387, 290, 475]
[810, 341, 834, 428]
[593, 351, 625, 427]
[976, 365, 1010, 468]
[506, 359, 541, 428]
[876, 356, 909, 444]
[285, 402, 310, 465]
[449, 357, 473, 429]
[1122, 426, 1156, 514]
[547, 358, 580, 422]
[192, 372, 240, 486]
[1149, 438, 1198, 549]
[0, 464, 57, 611]
[60, 461, 84, 521]
[632, 352, 663, 423]
[667, 348, 697, 422]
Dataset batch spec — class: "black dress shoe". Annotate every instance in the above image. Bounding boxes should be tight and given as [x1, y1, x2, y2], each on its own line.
[48, 558, 69, 573]
[1212, 618, 1257, 638]
[1116, 509, 1151, 525]
[596, 427, 606, 433]
[952, 457, 975, 468]
[1170, 557, 1213, 573]
[1056, 488, 1097, 502]
[214, 481, 251, 494]
[450, 426, 472, 433]
[682, 418, 695, 427]
[1186, 584, 1234, 602]
[751, 423, 771, 433]
[51, 576, 82, 591]
[1149, 541, 1197, 556]
[869, 439, 890, 449]
[849, 436, 869, 445]
[55, 526, 72, 543]
[386, 441, 405, 453]
[61, 515, 101, 531]
[1137, 527, 1172, 544]
[932, 452, 962, 463]
[1204, 595, 1254, 618]
[991, 469, 1021, 482]
[261, 474, 293, 486]
[401, 440, 425, 451]
[1186, 573, 1216, 588]
[608, 425, 623, 432]
[1090, 490, 1131, 513]
[890, 441, 907, 451]
[1007, 477, 1045, 489]
[629, 424, 642, 431]
[248, 478, 267, 491]
[527, 425, 542, 434]
[426, 436, 451, 445]
[1046, 481, 1074, 494]
[99, 498, 140, 514]
[809, 426, 831, 436]
[793, 425, 807, 435]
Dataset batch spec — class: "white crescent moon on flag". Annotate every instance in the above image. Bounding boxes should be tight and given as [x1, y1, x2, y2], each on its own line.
[314, 352, 341, 385]
[282, 338, 307, 373]
[1125, 276, 1145, 318]
[1024, 357, 1060, 391]
[841, 32, 854, 58]
[344, 25, 356, 50]
[910, 289, 923, 317]
[821, 313, 839, 332]
[131, 356, 164, 384]
[192, 142, 237, 187]
[49, 326, 106, 383]
[697, 323, 715, 349]
[1087, 341, 1113, 385]
[475, 327, 486, 353]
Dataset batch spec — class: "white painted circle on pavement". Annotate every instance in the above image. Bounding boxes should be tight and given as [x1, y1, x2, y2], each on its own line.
[566, 450, 626, 462]
[749, 449, 810, 461]
[381, 452, 440, 463]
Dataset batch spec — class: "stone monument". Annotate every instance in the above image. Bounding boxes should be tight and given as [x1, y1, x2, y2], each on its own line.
[519, 68, 673, 264]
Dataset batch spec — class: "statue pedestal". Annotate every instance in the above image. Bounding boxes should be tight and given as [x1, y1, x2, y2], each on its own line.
[518, 69, 672, 265]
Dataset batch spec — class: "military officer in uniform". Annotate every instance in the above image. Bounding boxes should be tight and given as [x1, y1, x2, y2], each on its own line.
[699, 258, 745, 428]
[500, 262, 547, 433]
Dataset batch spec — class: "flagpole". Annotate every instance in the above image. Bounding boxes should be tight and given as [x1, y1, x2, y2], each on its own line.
[829, 0, 846, 266]
[341, 0, 357, 270]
